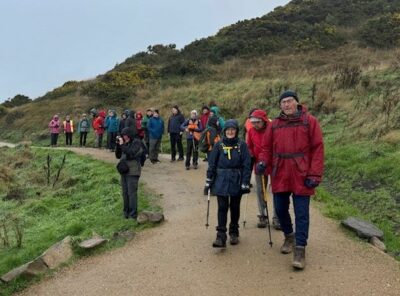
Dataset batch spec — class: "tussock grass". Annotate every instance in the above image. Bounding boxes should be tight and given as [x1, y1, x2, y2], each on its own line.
[0, 146, 160, 295]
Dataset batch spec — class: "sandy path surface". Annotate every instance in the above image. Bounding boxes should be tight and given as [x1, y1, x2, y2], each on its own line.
[16, 147, 400, 296]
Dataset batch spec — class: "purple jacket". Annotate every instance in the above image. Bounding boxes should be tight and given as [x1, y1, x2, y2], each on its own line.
[49, 116, 61, 134]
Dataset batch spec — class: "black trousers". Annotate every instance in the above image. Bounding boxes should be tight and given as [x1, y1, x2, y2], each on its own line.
[65, 133, 73, 145]
[107, 132, 117, 150]
[185, 138, 199, 167]
[170, 133, 184, 160]
[217, 195, 242, 235]
[80, 132, 87, 146]
[50, 133, 59, 146]
[121, 175, 139, 218]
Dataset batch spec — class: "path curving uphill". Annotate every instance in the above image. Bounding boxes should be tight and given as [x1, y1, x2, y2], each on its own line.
[17, 147, 400, 296]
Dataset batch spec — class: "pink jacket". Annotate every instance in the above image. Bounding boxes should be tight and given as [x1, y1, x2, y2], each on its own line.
[49, 116, 61, 134]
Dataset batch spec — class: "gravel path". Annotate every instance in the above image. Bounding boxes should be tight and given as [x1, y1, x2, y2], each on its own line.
[17, 147, 400, 296]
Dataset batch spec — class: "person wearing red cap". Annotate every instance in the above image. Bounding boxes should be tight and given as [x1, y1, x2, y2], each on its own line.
[246, 109, 281, 230]
[256, 90, 324, 270]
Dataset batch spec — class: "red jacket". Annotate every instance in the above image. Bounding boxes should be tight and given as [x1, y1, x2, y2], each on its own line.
[246, 110, 269, 173]
[93, 111, 106, 135]
[200, 111, 210, 129]
[259, 105, 324, 196]
[136, 112, 144, 139]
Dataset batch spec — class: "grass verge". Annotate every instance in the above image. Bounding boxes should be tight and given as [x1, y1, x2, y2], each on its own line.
[0, 145, 161, 295]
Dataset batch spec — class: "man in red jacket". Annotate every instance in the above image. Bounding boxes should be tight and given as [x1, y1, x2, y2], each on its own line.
[246, 109, 281, 230]
[256, 91, 324, 270]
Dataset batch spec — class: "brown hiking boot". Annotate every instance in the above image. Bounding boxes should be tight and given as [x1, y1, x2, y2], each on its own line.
[257, 216, 267, 228]
[292, 246, 306, 269]
[280, 233, 295, 254]
[272, 216, 281, 230]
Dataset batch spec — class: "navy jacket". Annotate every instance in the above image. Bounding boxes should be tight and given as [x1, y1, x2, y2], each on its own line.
[207, 137, 252, 197]
[168, 113, 185, 134]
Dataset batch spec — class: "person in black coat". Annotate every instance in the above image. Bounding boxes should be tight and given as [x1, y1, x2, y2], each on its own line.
[115, 127, 143, 219]
[168, 105, 185, 161]
[205, 119, 252, 248]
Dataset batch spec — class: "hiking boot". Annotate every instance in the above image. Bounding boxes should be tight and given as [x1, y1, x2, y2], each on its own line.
[170, 159, 176, 163]
[229, 233, 239, 245]
[212, 233, 227, 248]
[292, 246, 306, 270]
[193, 164, 198, 169]
[186, 166, 190, 170]
[280, 233, 295, 254]
[257, 216, 267, 228]
[177, 157, 184, 161]
[272, 216, 282, 230]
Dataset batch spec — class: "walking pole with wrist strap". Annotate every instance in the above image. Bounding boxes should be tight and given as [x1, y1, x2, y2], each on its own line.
[243, 192, 249, 228]
[261, 175, 273, 247]
[205, 188, 210, 229]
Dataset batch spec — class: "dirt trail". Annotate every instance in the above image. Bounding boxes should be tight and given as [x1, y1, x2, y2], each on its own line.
[17, 147, 400, 296]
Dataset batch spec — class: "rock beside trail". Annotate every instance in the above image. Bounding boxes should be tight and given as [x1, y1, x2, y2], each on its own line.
[137, 211, 164, 224]
[1, 258, 48, 283]
[79, 235, 107, 249]
[113, 230, 135, 241]
[370, 236, 386, 252]
[41, 236, 73, 269]
[341, 217, 384, 240]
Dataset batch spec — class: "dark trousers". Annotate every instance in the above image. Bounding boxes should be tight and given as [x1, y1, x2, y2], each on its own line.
[273, 192, 310, 247]
[144, 131, 150, 152]
[149, 139, 161, 161]
[107, 132, 117, 150]
[50, 133, 59, 146]
[121, 175, 139, 218]
[65, 133, 73, 145]
[217, 195, 242, 235]
[170, 133, 183, 160]
[80, 132, 88, 146]
[185, 138, 199, 167]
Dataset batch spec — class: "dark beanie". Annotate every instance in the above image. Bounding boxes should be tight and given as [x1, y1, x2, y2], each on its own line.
[279, 90, 299, 103]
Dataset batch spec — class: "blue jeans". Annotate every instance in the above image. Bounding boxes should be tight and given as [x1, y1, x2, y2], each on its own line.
[273, 192, 310, 246]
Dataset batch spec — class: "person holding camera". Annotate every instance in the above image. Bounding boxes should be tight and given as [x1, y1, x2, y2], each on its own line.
[115, 127, 143, 219]
[204, 119, 252, 248]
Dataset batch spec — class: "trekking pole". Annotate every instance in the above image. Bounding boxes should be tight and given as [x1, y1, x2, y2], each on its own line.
[205, 188, 211, 229]
[261, 175, 273, 247]
[242, 192, 249, 228]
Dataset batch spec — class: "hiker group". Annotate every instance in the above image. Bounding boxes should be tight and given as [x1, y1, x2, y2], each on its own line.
[203, 90, 324, 271]
[48, 90, 324, 270]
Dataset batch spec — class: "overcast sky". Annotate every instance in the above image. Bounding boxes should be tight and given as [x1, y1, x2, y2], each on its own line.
[0, 0, 290, 102]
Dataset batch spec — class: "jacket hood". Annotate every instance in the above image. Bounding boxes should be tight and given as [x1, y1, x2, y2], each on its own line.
[53, 115, 59, 120]
[250, 109, 269, 123]
[210, 106, 220, 116]
[98, 111, 106, 118]
[223, 119, 239, 138]
[136, 111, 143, 119]
[121, 127, 136, 139]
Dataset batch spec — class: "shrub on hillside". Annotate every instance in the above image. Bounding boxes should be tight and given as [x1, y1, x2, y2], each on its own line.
[358, 13, 400, 49]
[0, 105, 8, 117]
[1, 94, 32, 108]
[36, 81, 80, 101]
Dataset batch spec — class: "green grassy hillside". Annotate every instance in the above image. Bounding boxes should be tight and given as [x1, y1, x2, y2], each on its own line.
[0, 0, 400, 259]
